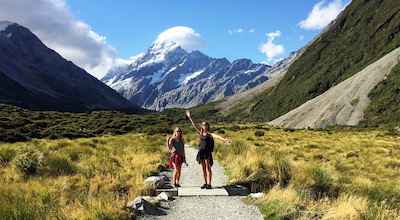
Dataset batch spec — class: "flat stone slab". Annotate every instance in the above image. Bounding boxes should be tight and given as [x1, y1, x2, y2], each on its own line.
[156, 188, 178, 197]
[178, 186, 229, 196]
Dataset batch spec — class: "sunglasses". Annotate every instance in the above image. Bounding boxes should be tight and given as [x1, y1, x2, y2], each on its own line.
[176, 130, 182, 133]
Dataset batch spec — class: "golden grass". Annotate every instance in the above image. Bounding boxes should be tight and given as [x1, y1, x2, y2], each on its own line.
[0, 133, 169, 219]
[1, 123, 400, 219]
[209, 123, 400, 219]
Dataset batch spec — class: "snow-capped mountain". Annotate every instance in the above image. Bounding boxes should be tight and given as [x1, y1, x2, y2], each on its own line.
[102, 38, 271, 110]
[0, 21, 134, 112]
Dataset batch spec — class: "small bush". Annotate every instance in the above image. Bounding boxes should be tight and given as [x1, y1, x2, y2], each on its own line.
[307, 167, 337, 199]
[229, 125, 241, 131]
[254, 130, 265, 137]
[0, 148, 16, 165]
[44, 155, 76, 176]
[345, 152, 359, 158]
[13, 151, 43, 176]
[271, 152, 292, 187]
[385, 161, 400, 169]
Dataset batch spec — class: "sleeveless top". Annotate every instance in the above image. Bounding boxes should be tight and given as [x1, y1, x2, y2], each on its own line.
[198, 133, 213, 151]
[171, 139, 184, 154]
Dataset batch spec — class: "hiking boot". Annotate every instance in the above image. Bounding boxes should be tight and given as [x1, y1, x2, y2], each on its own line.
[200, 184, 207, 189]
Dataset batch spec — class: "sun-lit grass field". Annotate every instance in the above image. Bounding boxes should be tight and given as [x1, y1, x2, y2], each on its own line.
[0, 133, 169, 219]
[209, 124, 400, 219]
[1, 123, 399, 219]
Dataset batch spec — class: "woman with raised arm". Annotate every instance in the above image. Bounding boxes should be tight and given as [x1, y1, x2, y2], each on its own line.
[185, 110, 231, 189]
[166, 127, 186, 188]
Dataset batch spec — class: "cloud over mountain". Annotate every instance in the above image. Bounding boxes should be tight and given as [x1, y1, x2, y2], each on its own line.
[0, 0, 115, 79]
[155, 26, 207, 52]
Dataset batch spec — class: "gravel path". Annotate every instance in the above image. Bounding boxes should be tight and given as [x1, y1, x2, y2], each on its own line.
[139, 146, 263, 220]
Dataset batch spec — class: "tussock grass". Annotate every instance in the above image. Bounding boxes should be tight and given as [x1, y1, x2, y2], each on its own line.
[211, 123, 400, 219]
[0, 133, 169, 219]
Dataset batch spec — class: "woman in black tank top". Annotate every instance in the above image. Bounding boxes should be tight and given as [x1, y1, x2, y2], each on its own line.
[185, 110, 231, 189]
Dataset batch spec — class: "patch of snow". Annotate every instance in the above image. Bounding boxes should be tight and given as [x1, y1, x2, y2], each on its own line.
[146, 67, 167, 85]
[111, 78, 133, 93]
[5, 33, 12, 38]
[0, 21, 14, 32]
[178, 69, 204, 85]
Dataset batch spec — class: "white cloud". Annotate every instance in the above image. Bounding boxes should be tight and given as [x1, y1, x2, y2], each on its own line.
[0, 0, 115, 79]
[155, 26, 207, 52]
[259, 30, 285, 63]
[228, 28, 255, 35]
[299, 0, 350, 30]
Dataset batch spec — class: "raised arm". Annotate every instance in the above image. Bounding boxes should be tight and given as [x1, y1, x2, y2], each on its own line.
[185, 110, 201, 134]
[210, 132, 232, 144]
[166, 134, 172, 150]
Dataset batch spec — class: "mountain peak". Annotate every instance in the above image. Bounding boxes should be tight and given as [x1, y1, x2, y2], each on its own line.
[149, 39, 181, 54]
[0, 21, 17, 32]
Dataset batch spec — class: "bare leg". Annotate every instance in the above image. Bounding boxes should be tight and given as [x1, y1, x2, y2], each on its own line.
[176, 163, 182, 184]
[200, 160, 207, 184]
[205, 158, 212, 185]
[172, 162, 178, 184]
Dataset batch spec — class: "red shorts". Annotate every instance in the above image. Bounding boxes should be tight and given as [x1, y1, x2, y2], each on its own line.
[169, 153, 183, 168]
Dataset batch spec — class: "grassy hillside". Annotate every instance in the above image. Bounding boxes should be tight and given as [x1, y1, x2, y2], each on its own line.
[232, 0, 400, 123]
[362, 62, 400, 127]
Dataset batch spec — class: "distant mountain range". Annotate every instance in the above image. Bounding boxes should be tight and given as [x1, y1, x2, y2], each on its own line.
[0, 21, 134, 112]
[101, 38, 271, 110]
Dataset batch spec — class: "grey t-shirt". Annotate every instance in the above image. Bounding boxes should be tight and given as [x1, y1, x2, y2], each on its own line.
[172, 139, 184, 154]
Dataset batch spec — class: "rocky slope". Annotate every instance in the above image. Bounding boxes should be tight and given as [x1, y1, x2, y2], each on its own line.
[269, 47, 400, 128]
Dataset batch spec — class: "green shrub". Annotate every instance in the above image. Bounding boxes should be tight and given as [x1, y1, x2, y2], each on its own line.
[271, 152, 292, 187]
[44, 155, 76, 176]
[254, 130, 265, 137]
[345, 151, 359, 158]
[307, 167, 337, 199]
[0, 147, 16, 165]
[13, 151, 43, 176]
[385, 161, 400, 169]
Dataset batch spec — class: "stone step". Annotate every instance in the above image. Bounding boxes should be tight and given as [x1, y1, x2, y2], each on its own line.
[156, 185, 248, 197]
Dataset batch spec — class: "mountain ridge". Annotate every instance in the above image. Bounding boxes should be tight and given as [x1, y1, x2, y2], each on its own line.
[0, 21, 134, 112]
[101, 37, 271, 110]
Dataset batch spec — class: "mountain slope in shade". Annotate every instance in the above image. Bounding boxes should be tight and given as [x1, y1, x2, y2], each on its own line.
[0, 21, 134, 112]
[102, 38, 270, 110]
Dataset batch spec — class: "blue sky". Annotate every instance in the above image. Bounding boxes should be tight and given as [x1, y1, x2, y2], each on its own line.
[0, 0, 351, 78]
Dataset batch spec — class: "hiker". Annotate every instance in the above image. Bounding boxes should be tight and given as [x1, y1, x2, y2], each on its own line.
[166, 127, 186, 188]
[185, 110, 231, 189]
